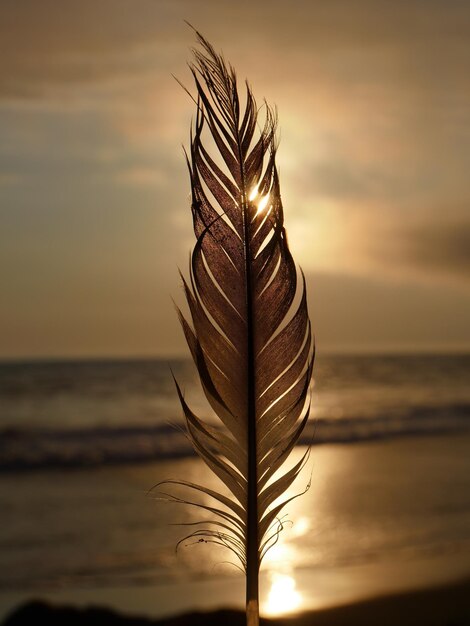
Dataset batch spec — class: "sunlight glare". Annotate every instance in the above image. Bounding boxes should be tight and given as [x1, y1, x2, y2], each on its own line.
[249, 185, 259, 201]
[262, 539, 293, 565]
[256, 194, 270, 216]
[265, 573, 302, 616]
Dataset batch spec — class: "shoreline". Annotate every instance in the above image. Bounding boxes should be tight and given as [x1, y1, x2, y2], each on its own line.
[2, 434, 469, 622]
[3, 576, 470, 626]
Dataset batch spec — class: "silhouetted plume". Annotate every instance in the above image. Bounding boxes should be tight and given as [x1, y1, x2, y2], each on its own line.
[155, 28, 314, 626]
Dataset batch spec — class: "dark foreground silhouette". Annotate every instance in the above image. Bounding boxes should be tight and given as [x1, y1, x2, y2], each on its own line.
[3, 578, 470, 626]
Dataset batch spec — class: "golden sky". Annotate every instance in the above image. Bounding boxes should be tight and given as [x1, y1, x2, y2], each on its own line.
[1, 0, 469, 358]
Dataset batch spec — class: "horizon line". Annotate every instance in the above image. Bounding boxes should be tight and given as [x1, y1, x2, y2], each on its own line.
[1, 345, 470, 364]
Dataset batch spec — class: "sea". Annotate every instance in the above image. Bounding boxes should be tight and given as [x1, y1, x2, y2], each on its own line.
[1, 353, 470, 619]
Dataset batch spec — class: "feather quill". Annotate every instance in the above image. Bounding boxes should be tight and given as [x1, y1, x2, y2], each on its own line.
[160, 30, 314, 626]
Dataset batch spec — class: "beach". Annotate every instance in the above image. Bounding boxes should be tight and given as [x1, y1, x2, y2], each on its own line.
[1, 355, 469, 623]
[3, 577, 470, 625]
[1, 434, 469, 623]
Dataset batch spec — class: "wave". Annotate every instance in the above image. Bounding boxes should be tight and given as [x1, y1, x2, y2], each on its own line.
[1, 403, 469, 472]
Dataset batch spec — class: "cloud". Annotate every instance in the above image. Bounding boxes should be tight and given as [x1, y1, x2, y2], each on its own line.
[0, 0, 184, 97]
[307, 269, 470, 353]
[1, 0, 469, 98]
[400, 219, 470, 279]
[1, 0, 469, 357]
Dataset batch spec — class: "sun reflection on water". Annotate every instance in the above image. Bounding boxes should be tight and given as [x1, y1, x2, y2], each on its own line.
[260, 509, 311, 616]
[264, 572, 302, 616]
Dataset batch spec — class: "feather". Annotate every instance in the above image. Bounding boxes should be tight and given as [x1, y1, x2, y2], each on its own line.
[159, 29, 314, 626]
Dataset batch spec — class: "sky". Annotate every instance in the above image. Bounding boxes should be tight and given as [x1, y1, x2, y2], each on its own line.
[0, 0, 469, 358]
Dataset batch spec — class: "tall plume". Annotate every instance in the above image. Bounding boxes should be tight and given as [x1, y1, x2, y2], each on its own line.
[159, 29, 315, 626]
